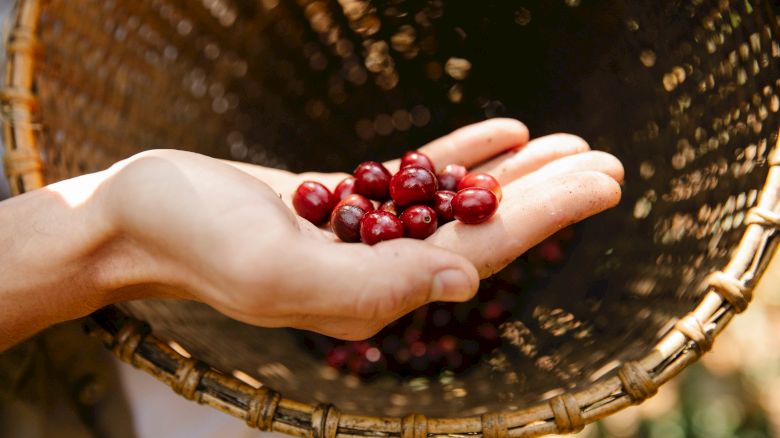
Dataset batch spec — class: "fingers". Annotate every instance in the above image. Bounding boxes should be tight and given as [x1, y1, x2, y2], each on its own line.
[516, 151, 625, 186]
[473, 133, 591, 184]
[384, 118, 529, 172]
[427, 171, 622, 278]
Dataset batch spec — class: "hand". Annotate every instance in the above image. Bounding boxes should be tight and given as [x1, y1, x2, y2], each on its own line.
[226, 118, 624, 277]
[98, 119, 621, 340]
[0, 119, 623, 349]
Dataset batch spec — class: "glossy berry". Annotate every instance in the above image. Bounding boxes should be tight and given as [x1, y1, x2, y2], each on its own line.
[437, 164, 467, 192]
[331, 205, 366, 243]
[360, 210, 404, 245]
[334, 177, 357, 200]
[293, 181, 334, 225]
[452, 187, 498, 224]
[431, 191, 456, 223]
[354, 161, 392, 200]
[379, 200, 400, 216]
[400, 151, 435, 173]
[336, 193, 374, 212]
[457, 172, 503, 201]
[389, 166, 438, 206]
[400, 205, 438, 239]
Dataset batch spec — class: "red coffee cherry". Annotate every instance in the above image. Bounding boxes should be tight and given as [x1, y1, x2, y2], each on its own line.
[437, 164, 467, 192]
[354, 161, 392, 200]
[452, 187, 498, 224]
[336, 193, 374, 212]
[400, 205, 438, 239]
[334, 176, 357, 200]
[293, 181, 334, 225]
[400, 150, 435, 173]
[457, 172, 502, 201]
[379, 199, 400, 216]
[431, 190, 456, 223]
[389, 166, 438, 206]
[331, 205, 366, 243]
[360, 210, 404, 245]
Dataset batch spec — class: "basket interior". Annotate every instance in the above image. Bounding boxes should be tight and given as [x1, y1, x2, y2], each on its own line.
[25, 0, 780, 417]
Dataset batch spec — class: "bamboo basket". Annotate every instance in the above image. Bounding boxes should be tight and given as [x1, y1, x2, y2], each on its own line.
[2, 0, 780, 436]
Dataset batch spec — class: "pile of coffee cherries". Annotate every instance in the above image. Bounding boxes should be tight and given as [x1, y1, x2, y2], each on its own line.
[292, 151, 501, 244]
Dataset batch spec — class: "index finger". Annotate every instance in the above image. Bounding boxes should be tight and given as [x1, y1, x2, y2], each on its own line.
[384, 118, 529, 172]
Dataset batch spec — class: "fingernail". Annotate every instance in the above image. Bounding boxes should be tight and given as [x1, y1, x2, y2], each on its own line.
[431, 269, 473, 301]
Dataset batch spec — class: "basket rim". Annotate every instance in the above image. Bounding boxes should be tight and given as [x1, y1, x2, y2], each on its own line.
[2, 0, 780, 436]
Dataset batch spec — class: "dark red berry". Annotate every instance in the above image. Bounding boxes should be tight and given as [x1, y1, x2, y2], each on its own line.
[400, 205, 438, 239]
[437, 164, 467, 192]
[458, 172, 503, 201]
[389, 166, 438, 206]
[336, 193, 374, 212]
[431, 190, 456, 223]
[334, 177, 357, 200]
[452, 187, 498, 224]
[400, 151, 435, 173]
[360, 210, 404, 245]
[293, 181, 334, 225]
[331, 205, 366, 243]
[379, 200, 400, 216]
[326, 346, 349, 367]
[354, 161, 392, 200]
[537, 240, 565, 263]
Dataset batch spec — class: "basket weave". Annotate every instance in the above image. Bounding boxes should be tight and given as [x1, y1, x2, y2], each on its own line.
[2, 0, 780, 436]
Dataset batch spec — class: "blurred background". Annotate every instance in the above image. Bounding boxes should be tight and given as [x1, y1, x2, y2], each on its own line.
[558, 248, 780, 438]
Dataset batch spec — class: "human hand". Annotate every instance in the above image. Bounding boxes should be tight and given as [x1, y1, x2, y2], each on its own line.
[97, 119, 621, 340]
[0, 119, 622, 349]
[227, 119, 624, 277]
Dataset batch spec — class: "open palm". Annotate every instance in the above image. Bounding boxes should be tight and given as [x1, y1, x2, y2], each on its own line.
[104, 119, 622, 340]
[229, 118, 623, 277]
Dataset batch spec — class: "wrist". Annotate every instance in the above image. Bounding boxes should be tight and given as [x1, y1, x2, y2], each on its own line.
[0, 169, 156, 350]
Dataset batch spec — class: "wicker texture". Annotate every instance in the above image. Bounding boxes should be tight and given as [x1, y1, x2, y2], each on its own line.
[2, 0, 780, 436]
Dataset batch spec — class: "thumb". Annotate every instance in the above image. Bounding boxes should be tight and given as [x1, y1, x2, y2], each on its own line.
[293, 238, 479, 321]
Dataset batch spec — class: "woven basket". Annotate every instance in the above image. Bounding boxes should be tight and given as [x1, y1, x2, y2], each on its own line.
[3, 0, 780, 436]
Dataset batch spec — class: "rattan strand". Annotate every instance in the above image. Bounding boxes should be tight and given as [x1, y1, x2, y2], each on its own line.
[3, 0, 780, 436]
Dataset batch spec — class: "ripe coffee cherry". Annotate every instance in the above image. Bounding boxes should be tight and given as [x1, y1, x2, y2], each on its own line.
[390, 166, 438, 206]
[400, 205, 438, 239]
[437, 164, 467, 192]
[334, 177, 357, 200]
[400, 151, 435, 173]
[360, 210, 404, 245]
[458, 172, 503, 201]
[379, 200, 400, 216]
[431, 191, 456, 223]
[452, 187, 498, 224]
[354, 161, 392, 200]
[337, 193, 374, 212]
[293, 181, 334, 225]
[331, 205, 366, 243]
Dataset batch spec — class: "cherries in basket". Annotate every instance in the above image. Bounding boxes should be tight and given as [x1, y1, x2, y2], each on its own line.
[292, 151, 500, 244]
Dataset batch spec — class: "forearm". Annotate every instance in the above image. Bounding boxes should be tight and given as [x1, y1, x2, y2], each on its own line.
[0, 171, 134, 350]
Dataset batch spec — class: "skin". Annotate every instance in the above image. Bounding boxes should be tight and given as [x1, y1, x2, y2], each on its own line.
[0, 119, 623, 351]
